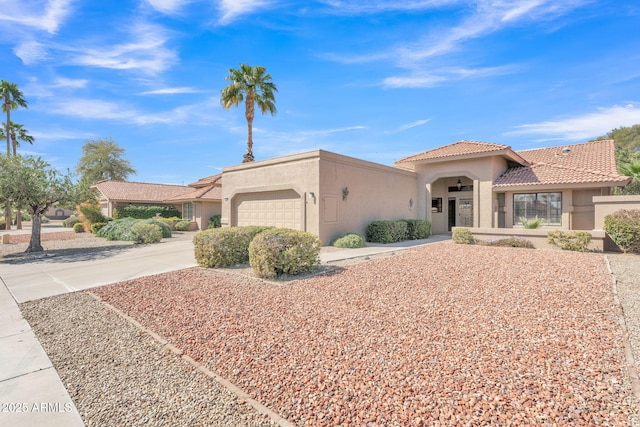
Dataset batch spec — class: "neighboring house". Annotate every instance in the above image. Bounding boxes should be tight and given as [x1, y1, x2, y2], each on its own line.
[221, 139, 632, 244]
[92, 175, 222, 230]
[44, 207, 74, 220]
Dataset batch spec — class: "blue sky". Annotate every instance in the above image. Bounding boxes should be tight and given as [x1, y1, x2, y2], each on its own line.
[1, 0, 639, 185]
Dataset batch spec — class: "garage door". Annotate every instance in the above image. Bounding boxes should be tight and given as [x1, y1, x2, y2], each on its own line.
[234, 190, 302, 230]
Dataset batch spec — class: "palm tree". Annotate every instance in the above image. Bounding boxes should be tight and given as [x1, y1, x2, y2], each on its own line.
[619, 160, 640, 195]
[221, 64, 277, 162]
[1, 80, 28, 156]
[0, 121, 35, 156]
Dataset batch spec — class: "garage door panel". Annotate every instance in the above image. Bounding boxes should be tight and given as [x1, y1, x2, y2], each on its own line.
[235, 190, 302, 230]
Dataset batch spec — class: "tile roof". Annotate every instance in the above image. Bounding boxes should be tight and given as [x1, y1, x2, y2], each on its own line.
[188, 173, 222, 188]
[494, 139, 630, 187]
[92, 180, 190, 202]
[395, 140, 512, 163]
[165, 184, 222, 202]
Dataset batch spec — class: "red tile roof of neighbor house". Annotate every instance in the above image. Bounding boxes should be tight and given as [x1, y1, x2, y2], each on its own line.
[395, 140, 512, 163]
[188, 173, 222, 188]
[165, 184, 222, 202]
[92, 180, 190, 202]
[494, 139, 631, 187]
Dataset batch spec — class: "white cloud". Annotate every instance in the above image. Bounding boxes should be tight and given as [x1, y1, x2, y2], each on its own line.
[67, 22, 177, 74]
[0, 0, 73, 34]
[14, 41, 48, 64]
[317, 0, 462, 14]
[507, 104, 640, 141]
[51, 77, 88, 88]
[140, 87, 200, 95]
[397, 118, 431, 131]
[217, 0, 272, 25]
[384, 65, 516, 88]
[145, 0, 189, 14]
[46, 98, 140, 121]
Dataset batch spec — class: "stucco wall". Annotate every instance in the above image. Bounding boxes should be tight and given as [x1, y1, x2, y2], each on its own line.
[221, 151, 321, 235]
[193, 201, 221, 230]
[593, 195, 640, 230]
[317, 151, 417, 244]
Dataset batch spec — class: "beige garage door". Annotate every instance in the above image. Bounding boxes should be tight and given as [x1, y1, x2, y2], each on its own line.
[235, 190, 302, 230]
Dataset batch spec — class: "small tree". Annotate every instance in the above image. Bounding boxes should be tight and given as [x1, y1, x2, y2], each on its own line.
[0, 155, 73, 252]
[76, 138, 136, 184]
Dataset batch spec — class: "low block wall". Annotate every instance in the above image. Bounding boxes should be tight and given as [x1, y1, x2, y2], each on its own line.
[593, 195, 640, 230]
[456, 227, 606, 252]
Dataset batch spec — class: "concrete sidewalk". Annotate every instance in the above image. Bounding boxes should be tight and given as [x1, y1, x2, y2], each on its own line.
[0, 231, 449, 426]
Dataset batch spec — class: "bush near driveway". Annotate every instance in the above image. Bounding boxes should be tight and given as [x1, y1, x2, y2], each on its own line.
[193, 226, 272, 268]
[249, 228, 321, 278]
[332, 233, 366, 248]
[366, 219, 432, 243]
[131, 223, 163, 244]
[97, 217, 171, 241]
[604, 209, 640, 253]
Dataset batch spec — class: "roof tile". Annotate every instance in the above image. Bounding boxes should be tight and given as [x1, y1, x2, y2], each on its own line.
[396, 140, 510, 163]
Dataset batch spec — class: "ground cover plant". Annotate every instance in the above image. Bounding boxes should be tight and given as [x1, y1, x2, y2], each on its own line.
[93, 243, 634, 425]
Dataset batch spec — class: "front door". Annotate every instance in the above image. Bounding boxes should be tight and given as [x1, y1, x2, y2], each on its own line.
[448, 198, 456, 231]
[458, 197, 474, 227]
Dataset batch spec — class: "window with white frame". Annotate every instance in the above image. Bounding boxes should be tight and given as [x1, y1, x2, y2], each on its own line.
[182, 202, 193, 220]
[513, 192, 561, 225]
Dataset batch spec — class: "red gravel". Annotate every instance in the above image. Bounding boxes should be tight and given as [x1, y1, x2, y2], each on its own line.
[8, 231, 79, 244]
[93, 243, 635, 426]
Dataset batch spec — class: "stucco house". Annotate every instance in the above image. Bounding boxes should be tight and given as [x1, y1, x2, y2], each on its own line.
[220, 139, 633, 245]
[93, 174, 222, 230]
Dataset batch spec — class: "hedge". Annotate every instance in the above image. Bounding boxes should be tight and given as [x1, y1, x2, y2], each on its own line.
[193, 226, 272, 268]
[97, 217, 171, 241]
[366, 219, 432, 244]
[249, 228, 321, 279]
[604, 209, 640, 253]
[114, 205, 181, 220]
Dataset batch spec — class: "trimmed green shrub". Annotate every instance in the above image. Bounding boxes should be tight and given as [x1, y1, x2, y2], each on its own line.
[366, 220, 408, 244]
[157, 217, 176, 230]
[332, 233, 366, 248]
[208, 214, 222, 229]
[481, 237, 535, 249]
[97, 217, 171, 241]
[63, 215, 80, 228]
[520, 216, 545, 229]
[175, 220, 191, 231]
[73, 222, 85, 233]
[249, 228, 322, 279]
[604, 209, 640, 253]
[452, 228, 475, 244]
[402, 219, 432, 240]
[113, 205, 181, 220]
[547, 230, 592, 252]
[193, 226, 272, 268]
[131, 223, 163, 244]
[91, 222, 107, 234]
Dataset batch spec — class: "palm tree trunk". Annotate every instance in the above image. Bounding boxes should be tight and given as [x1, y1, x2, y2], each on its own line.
[244, 94, 255, 162]
[5, 96, 10, 156]
[26, 211, 43, 252]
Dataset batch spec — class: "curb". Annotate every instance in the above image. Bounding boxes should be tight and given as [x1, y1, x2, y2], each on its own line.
[87, 292, 296, 427]
[604, 254, 640, 406]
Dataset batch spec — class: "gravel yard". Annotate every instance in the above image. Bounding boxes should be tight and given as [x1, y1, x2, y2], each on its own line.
[18, 236, 640, 426]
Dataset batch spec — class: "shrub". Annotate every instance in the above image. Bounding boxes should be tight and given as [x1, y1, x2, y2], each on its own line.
[366, 220, 408, 244]
[78, 202, 107, 225]
[249, 228, 321, 279]
[96, 217, 171, 241]
[481, 237, 535, 249]
[604, 209, 640, 253]
[157, 217, 176, 230]
[193, 226, 271, 268]
[402, 219, 432, 240]
[208, 214, 222, 229]
[40, 215, 50, 223]
[113, 205, 181, 220]
[0, 218, 5, 230]
[91, 222, 107, 234]
[452, 228, 475, 244]
[175, 220, 191, 231]
[520, 216, 545, 229]
[73, 223, 85, 233]
[332, 233, 366, 248]
[63, 215, 80, 228]
[130, 223, 163, 244]
[547, 230, 592, 252]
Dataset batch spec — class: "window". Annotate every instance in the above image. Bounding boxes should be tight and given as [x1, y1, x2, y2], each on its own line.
[182, 202, 193, 220]
[513, 192, 561, 225]
[431, 197, 443, 213]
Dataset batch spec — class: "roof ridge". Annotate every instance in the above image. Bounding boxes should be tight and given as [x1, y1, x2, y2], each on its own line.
[530, 161, 623, 179]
